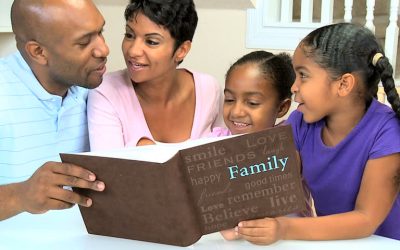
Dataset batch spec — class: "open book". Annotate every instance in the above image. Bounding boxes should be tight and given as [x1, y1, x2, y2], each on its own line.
[60, 125, 306, 246]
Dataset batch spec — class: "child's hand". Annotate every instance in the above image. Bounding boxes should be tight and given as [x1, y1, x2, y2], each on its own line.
[236, 217, 284, 245]
[220, 228, 241, 240]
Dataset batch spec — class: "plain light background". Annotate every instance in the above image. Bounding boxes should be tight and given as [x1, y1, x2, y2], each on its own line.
[0, 0, 295, 121]
[0, 0, 283, 87]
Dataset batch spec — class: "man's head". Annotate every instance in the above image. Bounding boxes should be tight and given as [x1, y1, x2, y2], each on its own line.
[11, 0, 109, 96]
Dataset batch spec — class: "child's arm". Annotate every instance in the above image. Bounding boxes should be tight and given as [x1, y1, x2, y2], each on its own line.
[236, 153, 400, 245]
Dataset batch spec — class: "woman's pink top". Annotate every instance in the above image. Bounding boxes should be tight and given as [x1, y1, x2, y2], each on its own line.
[87, 69, 223, 151]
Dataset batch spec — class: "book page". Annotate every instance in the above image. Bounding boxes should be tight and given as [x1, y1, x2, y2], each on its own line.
[76, 136, 233, 163]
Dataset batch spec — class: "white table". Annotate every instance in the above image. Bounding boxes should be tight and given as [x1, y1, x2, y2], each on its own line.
[0, 206, 399, 250]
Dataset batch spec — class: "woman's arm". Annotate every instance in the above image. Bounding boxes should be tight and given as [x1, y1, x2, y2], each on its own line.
[237, 153, 400, 244]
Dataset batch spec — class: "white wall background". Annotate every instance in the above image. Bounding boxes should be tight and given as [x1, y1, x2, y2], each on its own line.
[0, 0, 275, 86]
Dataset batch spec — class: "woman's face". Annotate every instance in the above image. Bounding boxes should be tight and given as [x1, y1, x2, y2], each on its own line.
[122, 12, 180, 84]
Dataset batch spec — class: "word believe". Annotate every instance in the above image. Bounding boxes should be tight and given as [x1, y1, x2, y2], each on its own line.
[228, 155, 289, 180]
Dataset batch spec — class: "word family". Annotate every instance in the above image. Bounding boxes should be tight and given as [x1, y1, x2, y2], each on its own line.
[228, 155, 289, 180]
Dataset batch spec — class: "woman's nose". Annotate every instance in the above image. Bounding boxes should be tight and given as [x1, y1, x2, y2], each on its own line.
[127, 40, 145, 58]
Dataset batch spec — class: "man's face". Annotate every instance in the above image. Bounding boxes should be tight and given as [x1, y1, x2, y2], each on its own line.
[42, 1, 109, 93]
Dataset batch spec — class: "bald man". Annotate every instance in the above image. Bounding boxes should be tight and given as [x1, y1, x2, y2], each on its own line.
[0, 0, 109, 220]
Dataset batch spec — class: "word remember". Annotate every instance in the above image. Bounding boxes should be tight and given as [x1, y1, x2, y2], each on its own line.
[228, 155, 289, 180]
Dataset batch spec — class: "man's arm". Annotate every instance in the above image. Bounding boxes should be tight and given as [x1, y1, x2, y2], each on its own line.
[0, 161, 105, 221]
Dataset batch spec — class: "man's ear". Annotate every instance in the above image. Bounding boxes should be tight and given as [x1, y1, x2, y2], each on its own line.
[174, 40, 191, 63]
[24, 41, 48, 65]
[277, 98, 292, 118]
[337, 73, 356, 97]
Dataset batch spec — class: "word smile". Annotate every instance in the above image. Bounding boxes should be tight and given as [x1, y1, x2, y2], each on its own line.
[228, 155, 289, 180]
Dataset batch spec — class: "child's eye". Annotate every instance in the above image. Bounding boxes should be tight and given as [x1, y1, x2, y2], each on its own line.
[299, 72, 308, 79]
[247, 101, 260, 107]
[224, 98, 235, 103]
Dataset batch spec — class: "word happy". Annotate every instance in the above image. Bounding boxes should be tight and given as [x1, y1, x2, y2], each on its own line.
[228, 155, 289, 180]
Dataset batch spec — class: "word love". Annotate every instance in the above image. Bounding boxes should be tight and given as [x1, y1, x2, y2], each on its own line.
[228, 155, 289, 180]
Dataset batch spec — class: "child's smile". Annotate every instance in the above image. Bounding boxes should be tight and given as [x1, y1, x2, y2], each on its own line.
[223, 63, 283, 135]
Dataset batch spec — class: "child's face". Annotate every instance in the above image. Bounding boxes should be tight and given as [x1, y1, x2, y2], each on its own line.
[223, 63, 282, 135]
[291, 47, 339, 123]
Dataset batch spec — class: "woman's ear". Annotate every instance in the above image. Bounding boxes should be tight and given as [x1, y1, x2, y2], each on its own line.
[25, 41, 48, 65]
[174, 40, 191, 63]
[337, 73, 356, 97]
[277, 98, 292, 118]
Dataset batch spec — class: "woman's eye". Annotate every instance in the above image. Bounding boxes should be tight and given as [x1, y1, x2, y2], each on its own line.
[146, 40, 159, 46]
[124, 33, 134, 39]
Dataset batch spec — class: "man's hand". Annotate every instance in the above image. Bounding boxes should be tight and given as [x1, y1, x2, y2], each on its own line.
[16, 161, 105, 214]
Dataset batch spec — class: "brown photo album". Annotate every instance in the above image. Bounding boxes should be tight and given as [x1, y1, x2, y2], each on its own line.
[60, 125, 306, 246]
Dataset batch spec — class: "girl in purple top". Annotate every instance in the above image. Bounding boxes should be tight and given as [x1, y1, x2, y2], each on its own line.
[235, 23, 400, 243]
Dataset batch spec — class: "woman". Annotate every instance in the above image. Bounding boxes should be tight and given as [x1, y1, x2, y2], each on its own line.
[88, 0, 223, 150]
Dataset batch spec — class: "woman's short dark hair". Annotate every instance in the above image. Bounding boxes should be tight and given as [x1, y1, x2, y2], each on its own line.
[125, 0, 198, 51]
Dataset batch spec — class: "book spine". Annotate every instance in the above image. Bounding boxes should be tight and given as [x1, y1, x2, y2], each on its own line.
[164, 154, 202, 246]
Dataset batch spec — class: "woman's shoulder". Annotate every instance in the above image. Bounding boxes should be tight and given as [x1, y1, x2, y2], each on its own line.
[184, 69, 219, 89]
[94, 69, 131, 93]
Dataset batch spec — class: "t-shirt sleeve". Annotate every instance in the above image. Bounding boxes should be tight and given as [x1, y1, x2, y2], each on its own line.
[286, 110, 307, 152]
[369, 115, 400, 159]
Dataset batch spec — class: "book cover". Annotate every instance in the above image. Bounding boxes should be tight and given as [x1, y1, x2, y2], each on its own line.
[60, 125, 306, 246]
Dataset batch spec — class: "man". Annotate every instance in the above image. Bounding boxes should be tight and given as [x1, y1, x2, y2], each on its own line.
[0, 0, 109, 220]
